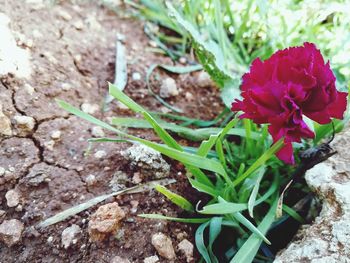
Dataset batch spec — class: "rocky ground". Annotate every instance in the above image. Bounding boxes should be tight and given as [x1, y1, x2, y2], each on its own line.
[0, 1, 223, 262]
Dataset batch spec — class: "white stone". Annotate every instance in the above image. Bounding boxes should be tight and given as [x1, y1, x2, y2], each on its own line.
[159, 77, 179, 98]
[143, 255, 159, 263]
[275, 128, 350, 261]
[85, 174, 97, 186]
[110, 256, 130, 263]
[24, 83, 35, 95]
[132, 72, 142, 81]
[0, 104, 12, 136]
[5, 189, 20, 207]
[94, 150, 107, 159]
[50, 130, 61, 140]
[81, 103, 99, 114]
[91, 126, 105, 137]
[0, 13, 31, 78]
[0, 219, 24, 247]
[151, 232, 176, 260]
[197, 71, 214, 88]
[57, 10, 72, 21]
[14, 115, 35, 131]
[0, 167, 5, 176]
[178, 239, 194, 262]
[61, 224, 81, 249]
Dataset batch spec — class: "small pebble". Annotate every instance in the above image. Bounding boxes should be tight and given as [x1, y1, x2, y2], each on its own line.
[81, 103, 99, 114]
[144, 255, 159, 263]
[159, 77, 179, 98]
[85, 174, 97, 186]
[132, 72, 142, 81]
[50, 130, 61, 140]
[94, 150, 107, 159]
[0, 167, 5, 176]
[5, 189, 20, 207]
[91, 126, 105, 137]
[14, 115, 35, 132]
[57, 10, 72, 21]
[61, 224, 81, 249]
[178, 239, 194, 262]
[0, 219, 24, 247]
[151, 232, 176, 260]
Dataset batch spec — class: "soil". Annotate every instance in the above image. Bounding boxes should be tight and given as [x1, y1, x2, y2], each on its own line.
[0, 1, 224, 262]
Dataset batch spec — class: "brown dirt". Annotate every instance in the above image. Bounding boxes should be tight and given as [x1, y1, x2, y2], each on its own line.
[0, 1, 223, 262]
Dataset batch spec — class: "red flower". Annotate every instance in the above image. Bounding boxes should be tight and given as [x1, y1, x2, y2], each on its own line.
[232, 42, 347, 164]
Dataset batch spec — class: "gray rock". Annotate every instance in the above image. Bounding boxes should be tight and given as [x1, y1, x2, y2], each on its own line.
[178, 239, 194, 262]
[275, 128, 350, 262]
[151, 232, 176, 260]
[5, 189, 20, 207]
[122, 144, 170, 179]
[0, 104, 12, 136]
[110, 256, 130, 263]
[143, 255, 159, 263]
[61, 224, 81, 249]
[0, 219, 24, 247]
[159, 77, 179, 98]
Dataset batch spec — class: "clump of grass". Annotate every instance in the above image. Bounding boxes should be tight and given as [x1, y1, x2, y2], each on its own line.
[57, 78, 347, 261]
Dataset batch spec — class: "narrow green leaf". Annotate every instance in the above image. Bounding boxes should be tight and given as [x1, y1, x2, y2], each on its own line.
[155, 185, 194, 212]
[197, 134, 220, 157]
[189, 178, 219, 197]
[38, 178, 176, 228]
[233, 138, 284, 186]
[199, 201, 247, 215]
[139, 214, 209, 223]
[109, 82, 144, 113]
[208, 217, 222, 263]
[232, 212, 271, 245]
[195, 222, 211, 263]
[282, 204, 304, 223]
[248, 166, 266, 218]
[142, 111, 182, 150]
[230, 198, 278, 263]
[160, 64, 202, 74]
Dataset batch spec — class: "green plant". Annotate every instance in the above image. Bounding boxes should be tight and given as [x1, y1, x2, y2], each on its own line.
[57, 82, 322, 262]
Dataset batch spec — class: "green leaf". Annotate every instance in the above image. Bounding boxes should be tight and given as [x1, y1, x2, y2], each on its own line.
[195, 221, 211, 263]
[230, 198, 278, 263]
[232, 212, 271, 245]
[155, 185, 194, 212]
[166, 1, 242, 88]
[208, 217, 222, 263]
[248, 166, 266, 218]
[112, 117, 260, 141]
[199, 201, 247, 215]
[142, 111, 182, 150]
[109, 82, 144, 113]
[197, 134, 220, 157]
[38, 178, 176, 228]
[233, 137, 284, 186]
[139, 214, 209, 223]
[160, 63, 203, 74]
[189, 178, 219, 197]
[282, 204, 304, 223]
[220, 82, 242, 108]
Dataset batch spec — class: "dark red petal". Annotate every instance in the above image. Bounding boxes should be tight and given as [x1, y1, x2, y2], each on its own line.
[276, 142, 295, 165]
[328, 91, 348, 119]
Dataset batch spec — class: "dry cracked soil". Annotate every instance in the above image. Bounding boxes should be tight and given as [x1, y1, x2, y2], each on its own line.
[0, 1, 224, 262]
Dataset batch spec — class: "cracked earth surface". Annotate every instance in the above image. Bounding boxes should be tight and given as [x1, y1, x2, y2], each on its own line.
[0, 1, 224, 262]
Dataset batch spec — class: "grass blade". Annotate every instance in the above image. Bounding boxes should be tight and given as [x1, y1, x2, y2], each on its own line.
[138, 214, 209, 223]
[233, 138, 284, 186]
[195, 221, 211, 263]
[38, 178, 175, 228]
[248, 166, 266, 218]
[229, 198, 278, 263]
[155, 185, 194, 212]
